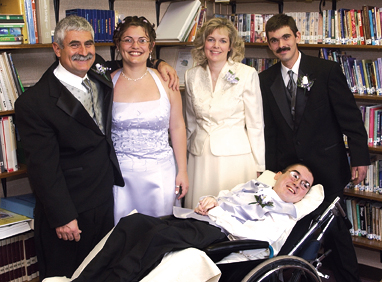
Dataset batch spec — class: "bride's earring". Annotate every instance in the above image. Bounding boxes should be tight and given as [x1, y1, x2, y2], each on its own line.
[149, 52, 152, 61]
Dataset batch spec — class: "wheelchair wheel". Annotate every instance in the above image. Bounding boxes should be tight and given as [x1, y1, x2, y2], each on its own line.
[241, 255, 321, 282]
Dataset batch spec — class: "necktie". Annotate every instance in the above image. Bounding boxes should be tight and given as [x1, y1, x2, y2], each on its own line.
[82, 78, 104, 133]
[287, 70, 297, 121]
[287, 70, 296, 97]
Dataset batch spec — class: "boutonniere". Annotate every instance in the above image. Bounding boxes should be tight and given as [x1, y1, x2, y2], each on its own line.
[224, 70, 240, 84]
[249, 194, 274, 208]
[91, 63, 111, 81]
[297, 75, 314, 92]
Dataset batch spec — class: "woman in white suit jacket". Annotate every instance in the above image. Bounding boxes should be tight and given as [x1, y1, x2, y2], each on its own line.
[185, 18, 265, 208]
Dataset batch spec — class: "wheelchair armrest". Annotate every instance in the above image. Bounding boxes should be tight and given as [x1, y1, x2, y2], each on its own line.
[203, 239, 269, 262]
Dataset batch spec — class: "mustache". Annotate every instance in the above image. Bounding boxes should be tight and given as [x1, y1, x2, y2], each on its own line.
[276, 47, 291, 53]
[71, 53, 94, 61]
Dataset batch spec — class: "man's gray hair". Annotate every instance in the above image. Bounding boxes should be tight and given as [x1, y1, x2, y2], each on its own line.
[54, 15, 94, 48]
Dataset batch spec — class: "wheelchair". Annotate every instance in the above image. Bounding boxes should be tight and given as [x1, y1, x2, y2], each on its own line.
[204, 196, 348, 282]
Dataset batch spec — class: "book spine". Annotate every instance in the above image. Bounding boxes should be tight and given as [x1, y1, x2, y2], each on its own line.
[7, 54, 24, 95]
[36, 0, 52, 44]
[346, 198, 355, 235]
[0, 36, 23, 42]
[0, 61, 12, 110]
[24, 0, 36, 44]
[31, 0, 38, 44]
[369, 9, 376, 45]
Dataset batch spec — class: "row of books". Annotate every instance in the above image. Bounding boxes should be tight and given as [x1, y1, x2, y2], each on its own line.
[213, 5, 382, 46]
[0, 52, 24, 111]
[0, 15, 24, 45]
[345, 197, 382, 241]
[0, 0, 52, 45]
[359, 104, 382, 147]
[214, 13, 273, 43]
[320, 6, 382, 46]
[347, 159, 382, 194]
[0, 229, 37, 282]
[320, 48, 382, 95]
[65, 9, 116, 43]
[242, 57, 279, 73]
[0, 207, 36, 281]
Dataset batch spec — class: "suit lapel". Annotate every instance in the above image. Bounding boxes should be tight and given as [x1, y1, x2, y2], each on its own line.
[296, 54, 314, 130]
[47, 64, 105, 134]
[270, 68, 294, 129]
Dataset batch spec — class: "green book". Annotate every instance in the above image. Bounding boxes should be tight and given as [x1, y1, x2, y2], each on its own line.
[0, 15, 23, 20]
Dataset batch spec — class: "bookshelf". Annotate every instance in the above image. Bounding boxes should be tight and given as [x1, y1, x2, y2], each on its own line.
[0, 110, 27, 198]
[344, 188, 382, 251]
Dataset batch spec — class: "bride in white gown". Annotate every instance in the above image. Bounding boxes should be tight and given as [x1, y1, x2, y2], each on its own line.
[111, 16, 188, 224]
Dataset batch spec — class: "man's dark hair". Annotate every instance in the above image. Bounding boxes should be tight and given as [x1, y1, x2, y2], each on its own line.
[281, 163, 313, 176]
[265, 14, 299, 41]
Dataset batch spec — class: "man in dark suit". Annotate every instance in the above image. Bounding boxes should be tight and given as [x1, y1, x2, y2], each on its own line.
[259, 14, 370, 282]
[14, 15, 177, 280]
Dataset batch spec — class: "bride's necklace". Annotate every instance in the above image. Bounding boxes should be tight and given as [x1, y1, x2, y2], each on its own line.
[121, 69, 148, 82]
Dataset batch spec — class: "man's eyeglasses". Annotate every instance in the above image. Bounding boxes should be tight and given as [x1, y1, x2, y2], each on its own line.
[289, 170, 311, 190]
[120, 38, 150, 46]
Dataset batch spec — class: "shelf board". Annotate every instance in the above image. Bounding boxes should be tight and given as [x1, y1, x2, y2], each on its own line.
[0, 110, 15, 116]
[0, 163, 27, 179]
[351, 236, 382, 251]
[354, 94, 382, 102]
[344, 188, 382, 201]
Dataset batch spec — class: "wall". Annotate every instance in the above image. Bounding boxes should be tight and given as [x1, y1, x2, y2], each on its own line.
[4, 0, 382, 271]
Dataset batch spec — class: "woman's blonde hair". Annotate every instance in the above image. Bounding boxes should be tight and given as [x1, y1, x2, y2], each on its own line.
[191, 17, 245, 68]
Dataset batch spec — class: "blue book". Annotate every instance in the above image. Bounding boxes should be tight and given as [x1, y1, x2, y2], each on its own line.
[0, 193, 35, 218]
[94, 9, 99, 42]
[24, 0, 36, 44]
[338, 8, 349, 44]
[357, 60, 366, 94]
[369, 9, 375, 45]
[101, 9, 106, 42]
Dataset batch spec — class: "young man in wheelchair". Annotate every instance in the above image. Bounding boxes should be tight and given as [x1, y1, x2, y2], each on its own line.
[70, 163, 323, 282]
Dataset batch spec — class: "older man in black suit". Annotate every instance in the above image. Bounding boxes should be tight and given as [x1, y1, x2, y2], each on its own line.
[259, 13, 370, 282]
[15, 15, 177, 280]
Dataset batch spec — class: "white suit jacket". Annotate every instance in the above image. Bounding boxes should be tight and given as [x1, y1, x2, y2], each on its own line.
[185, 60, 265, 171]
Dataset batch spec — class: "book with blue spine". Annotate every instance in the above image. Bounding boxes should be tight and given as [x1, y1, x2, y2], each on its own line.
[24, 0, 35, 44]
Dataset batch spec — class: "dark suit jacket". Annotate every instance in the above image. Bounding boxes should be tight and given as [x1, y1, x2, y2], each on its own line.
[15, 54, 124, 228]
[259, 52, 370, 199]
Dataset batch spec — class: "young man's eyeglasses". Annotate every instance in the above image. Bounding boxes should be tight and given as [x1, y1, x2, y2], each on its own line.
[289, 170, 311, 190]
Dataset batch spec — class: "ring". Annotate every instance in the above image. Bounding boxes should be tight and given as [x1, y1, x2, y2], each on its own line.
[175, 185, 180, 188]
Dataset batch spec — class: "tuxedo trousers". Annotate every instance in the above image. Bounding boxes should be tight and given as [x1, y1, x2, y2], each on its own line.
[73, 213, 227, 282]
[34, 197, 114, 280]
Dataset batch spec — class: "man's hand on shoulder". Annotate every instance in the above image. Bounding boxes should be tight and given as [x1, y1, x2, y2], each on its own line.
[56, 219, 82, 242]
[194, 197, 218, 215]
[156, 60, 179, 91]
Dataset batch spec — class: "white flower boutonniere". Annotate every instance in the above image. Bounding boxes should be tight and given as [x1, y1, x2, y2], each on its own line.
[297, 75, 314, 92]
[224, 70, 240, 84]
[249, 194, 274, 208]
[92, 63, 111, 81]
